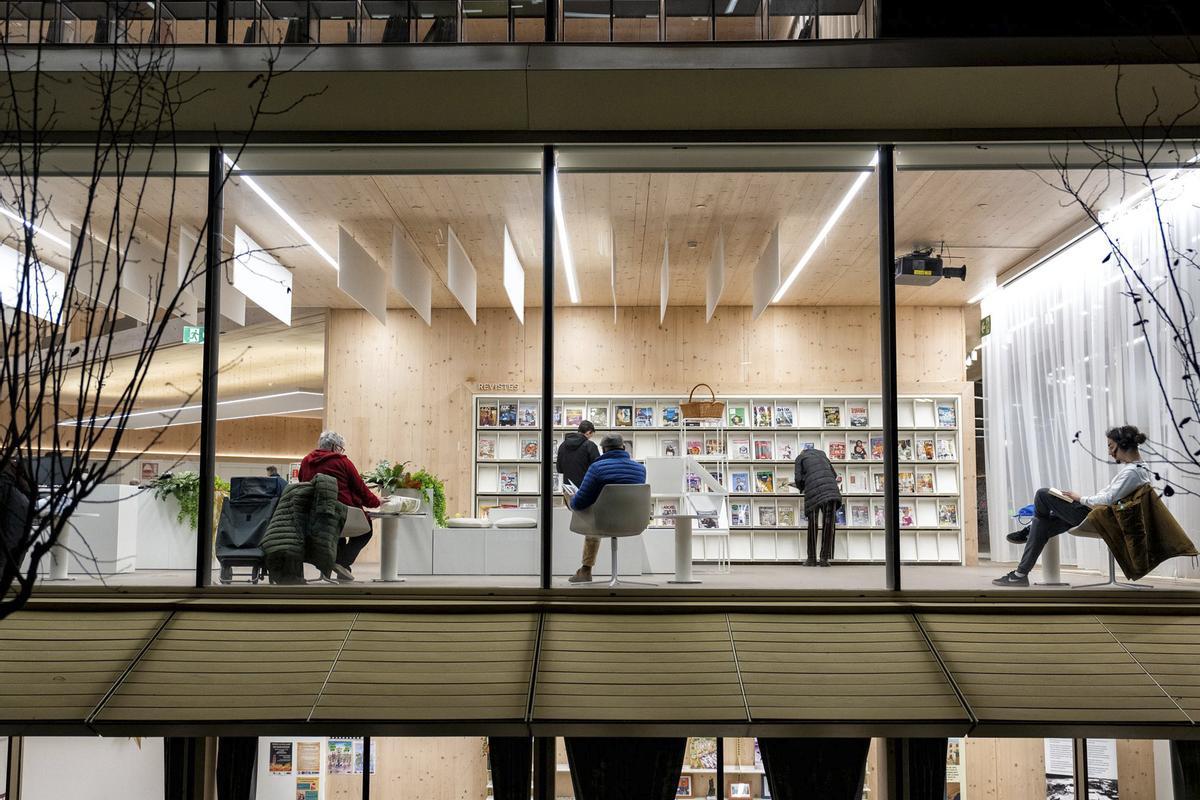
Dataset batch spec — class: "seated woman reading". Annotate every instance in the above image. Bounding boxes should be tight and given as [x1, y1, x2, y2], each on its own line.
[992, 425, 1151, 587]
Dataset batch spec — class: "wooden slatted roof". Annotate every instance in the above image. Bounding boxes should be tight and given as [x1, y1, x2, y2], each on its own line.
[8, 606, 1200, 737]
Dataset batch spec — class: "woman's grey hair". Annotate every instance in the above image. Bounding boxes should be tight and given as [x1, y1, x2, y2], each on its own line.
[317, 430, 345, 451]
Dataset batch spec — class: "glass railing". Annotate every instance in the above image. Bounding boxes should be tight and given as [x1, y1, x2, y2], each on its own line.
[0, 0, 867, 44]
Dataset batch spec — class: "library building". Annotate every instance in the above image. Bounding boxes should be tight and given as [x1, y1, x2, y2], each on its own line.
[6, 3, 1200, 800]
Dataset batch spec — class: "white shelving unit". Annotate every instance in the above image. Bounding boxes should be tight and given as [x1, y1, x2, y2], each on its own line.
[473, 393, 964, 564]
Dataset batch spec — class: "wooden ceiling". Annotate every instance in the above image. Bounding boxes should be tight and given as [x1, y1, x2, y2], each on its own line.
[11, 167, 1117, 313]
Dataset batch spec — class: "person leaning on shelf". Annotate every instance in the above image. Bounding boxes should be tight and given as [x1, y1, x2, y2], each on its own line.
[794, 447, 842, 567]
[564, 433, 646, 583]
[992, 425, 1151, 587]
[299, 430, 381, 582]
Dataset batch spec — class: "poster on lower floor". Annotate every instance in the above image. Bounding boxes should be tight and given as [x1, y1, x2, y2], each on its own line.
[327, 739, 354, 775]
[1046, 738, 1075, 800]
[269, 742, 293, 774]
[296, 741, 321, 776]
[1086, 739, 1119, 799]
[352, 739, 376, 774]
[946, 737, 963, 800]
[295, 777, 319, 800]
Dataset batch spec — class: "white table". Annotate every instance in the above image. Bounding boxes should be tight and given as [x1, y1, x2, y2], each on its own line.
[651, 513, 702, 584]
[369, 510, 432, 583]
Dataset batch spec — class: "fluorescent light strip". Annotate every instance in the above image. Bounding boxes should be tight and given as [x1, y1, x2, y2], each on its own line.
[223, 155, 339, 270]
[771, 153, 879, 304]
[0, 205, 70, 249]
[59, 390, 323, 428]
[552, 164, 581, 304]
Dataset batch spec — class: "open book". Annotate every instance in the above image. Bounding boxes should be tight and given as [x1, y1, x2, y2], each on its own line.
[1047, 487, 1074, 503]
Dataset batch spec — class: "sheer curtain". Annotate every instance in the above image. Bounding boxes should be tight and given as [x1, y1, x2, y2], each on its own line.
[984, 169, 1200, 578]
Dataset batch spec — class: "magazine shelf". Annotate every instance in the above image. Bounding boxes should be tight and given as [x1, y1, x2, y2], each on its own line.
[473, 393, 964, 564]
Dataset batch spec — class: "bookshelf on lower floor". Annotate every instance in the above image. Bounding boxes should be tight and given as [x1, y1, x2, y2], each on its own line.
[473, 392, 965, 564]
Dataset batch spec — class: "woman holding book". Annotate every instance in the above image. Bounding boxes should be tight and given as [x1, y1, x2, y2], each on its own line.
[992, 425, 1151, 587]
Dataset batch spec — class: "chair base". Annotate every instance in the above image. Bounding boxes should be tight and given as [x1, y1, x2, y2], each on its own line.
[1074, 552, 1153, 590]
[606, 577, 657, 588]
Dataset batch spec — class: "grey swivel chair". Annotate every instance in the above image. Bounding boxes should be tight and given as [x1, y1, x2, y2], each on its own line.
[569, 483, 654, 588]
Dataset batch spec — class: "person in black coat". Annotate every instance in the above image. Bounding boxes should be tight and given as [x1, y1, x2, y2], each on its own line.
[556, 421, 600, 489]
[795, 448, 842, 566]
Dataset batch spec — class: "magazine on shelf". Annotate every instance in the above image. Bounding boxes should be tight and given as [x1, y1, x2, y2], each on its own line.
[870, 435, 884, 460]
[823, 405, 842, 426]
[478, 403, 498, 427]
[849, 439, 868, 460]
[499, 469, 518, 493]
[731, 471, 750, 493]
[828, 441, 846, 460]
[705, 438, 724, 456]
[661, 439, 679, 457]
[754, 439, 774, 460]
[898, 470, 915, 493]
[731, 437, 751, 459]
[731, 502, 751, 526]
[777, 504, 796, 527]
[916, 471, 935, 494]
[477, 438, 495, 459]
[754, 404, 773, 427]
[657, 500, 678, 519]
[801, 440, 816, 451]
[778, 442, 796, 460]
[499, 403, 517, 427]
[553, 404, 563, 426]
[635, 405, 655, 427]
[849, 405, 869, 427]
[937, 402, 957, 428]
[758, 505, 777, 526]
[689, 738, 718, 770]
[898, 437, 914, 461]
[939, 501, 959, 526]
[754, 470, 775, 493]
[614, 404, 633, 427]
[564, 406, 584, 427]
[518, 402, 538, 427]
[918, 438, 936, 460]
[850, 502, 869, 526]
[846, 469, 866, 493]
[835, 506, 846, 525]
[775, 404, 795, 427]
[661, 404, 680, 426]
[899, 504, 915, 527]
[727, 405, 748, 426]
[589, 405, 609, 427]
[709, 469, 724, 489]
[686, 473, 702, 492]
[521, 439, 539, 460]
[872, 502, 884, 527]
[937, 438, 956, 460]
[686, 438, 702, 456]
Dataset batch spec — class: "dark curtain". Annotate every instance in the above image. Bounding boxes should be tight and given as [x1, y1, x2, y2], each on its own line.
[895, 738, 948, 800]
[163, 738, 203, 800]
[216, 736, 258, 800]
[489, 737, 533, 800]
[565, 737, 686, 800]
[758, 738, 870, 800]
[1173, 741, 1200, 800]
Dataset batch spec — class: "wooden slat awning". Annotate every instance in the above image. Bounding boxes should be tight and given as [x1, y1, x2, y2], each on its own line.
[8, 605, 1200, 738]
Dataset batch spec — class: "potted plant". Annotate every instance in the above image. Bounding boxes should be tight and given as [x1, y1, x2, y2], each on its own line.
[364, 460, 448, 527]
[151, 471, 230, 531]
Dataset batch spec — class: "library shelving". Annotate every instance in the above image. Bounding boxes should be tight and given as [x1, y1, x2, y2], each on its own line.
[473, 393, 963, 564]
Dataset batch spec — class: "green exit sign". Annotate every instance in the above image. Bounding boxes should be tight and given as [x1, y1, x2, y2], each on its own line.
[980, 315, 992, 337]
[182, 325, 204, 344]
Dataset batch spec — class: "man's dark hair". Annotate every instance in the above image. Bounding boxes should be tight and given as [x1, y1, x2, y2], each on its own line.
[578, 421, 596, 434]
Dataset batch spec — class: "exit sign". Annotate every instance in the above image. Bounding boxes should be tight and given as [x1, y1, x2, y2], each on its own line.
[182, 325, 204, 344]
[980, 315, 992, 337]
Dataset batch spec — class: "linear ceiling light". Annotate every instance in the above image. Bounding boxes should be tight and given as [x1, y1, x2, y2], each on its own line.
[771, 153, 879, 304]
[223, 154, 338, 270]
[0, 204, 70, 249]
[59, 390, 324, 430]
[552, 164, 581, 304]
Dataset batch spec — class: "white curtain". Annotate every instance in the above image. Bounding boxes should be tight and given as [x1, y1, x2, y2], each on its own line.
[984, 169, 1200, 578]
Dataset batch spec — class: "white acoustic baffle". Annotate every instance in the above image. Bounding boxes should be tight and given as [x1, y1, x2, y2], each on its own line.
[706, 227, 725, 322]
[752, 223, 780, 321]
[502, 224, 524, 324]
[338, 225, 387, 325]
[446, 225, 477, 324]
[233, 225, 292, 326]
[392, 225, 432, 326]
[171, 225, 200, 324]
[72, 225, 149, 323]
[659, 235, 669, 325]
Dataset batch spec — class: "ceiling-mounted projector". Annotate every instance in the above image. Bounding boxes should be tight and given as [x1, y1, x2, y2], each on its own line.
[895, 248, 967, 286]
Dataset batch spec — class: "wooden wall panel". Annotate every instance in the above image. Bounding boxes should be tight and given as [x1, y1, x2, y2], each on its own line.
[325, 305, 966, 521]
[77, 415, 321, 464]
[964, 737, 1044, 799]
[1116, 738, 1158, 800]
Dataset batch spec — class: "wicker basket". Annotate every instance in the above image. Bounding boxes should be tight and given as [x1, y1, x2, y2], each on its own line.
[681, 383, 725, 420]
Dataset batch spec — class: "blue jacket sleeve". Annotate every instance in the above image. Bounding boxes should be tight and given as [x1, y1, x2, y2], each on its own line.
[570, 465, 604, 511]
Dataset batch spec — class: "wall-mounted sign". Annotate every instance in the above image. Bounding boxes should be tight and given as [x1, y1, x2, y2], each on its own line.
[981, 314, 992, 336]
[182, 325, 204, 344]
[478, 383, 521, 392]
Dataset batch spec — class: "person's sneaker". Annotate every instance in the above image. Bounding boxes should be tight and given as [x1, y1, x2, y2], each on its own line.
[803, 558, 817, 567]
[1006, 530, 1029, 544]
[331, 564, 355, 582]
[991, 571, 1029, 587]
[818, 559, 831, 567]
[568, 567, 593, 583]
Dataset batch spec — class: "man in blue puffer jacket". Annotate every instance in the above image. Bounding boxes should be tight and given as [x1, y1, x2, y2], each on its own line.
[567, 434, 647, 583]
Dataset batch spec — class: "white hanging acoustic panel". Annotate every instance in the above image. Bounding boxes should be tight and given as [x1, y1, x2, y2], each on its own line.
[502, 224, 524, 324]
[446, 225, 477, 324]
[609, 225, 617, 324]
[172, 225, 200, 324]
[752, 223, 781, 321]
[337, 225, 388, 325]
[706, 228, 725, 323]
[233, 225, 292, 326]
[659, 234, 669, 325]
[392, 226, 432, 326]
[0, 243, 65, 323]
[71, 225, 149, 323]
[220, 266, 246, 326]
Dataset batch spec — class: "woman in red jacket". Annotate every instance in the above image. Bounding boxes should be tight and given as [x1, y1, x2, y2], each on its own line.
[299, 431, 380, 580]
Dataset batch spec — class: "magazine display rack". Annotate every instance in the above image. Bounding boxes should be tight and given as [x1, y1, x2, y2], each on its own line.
[473, 393, 963, 564]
